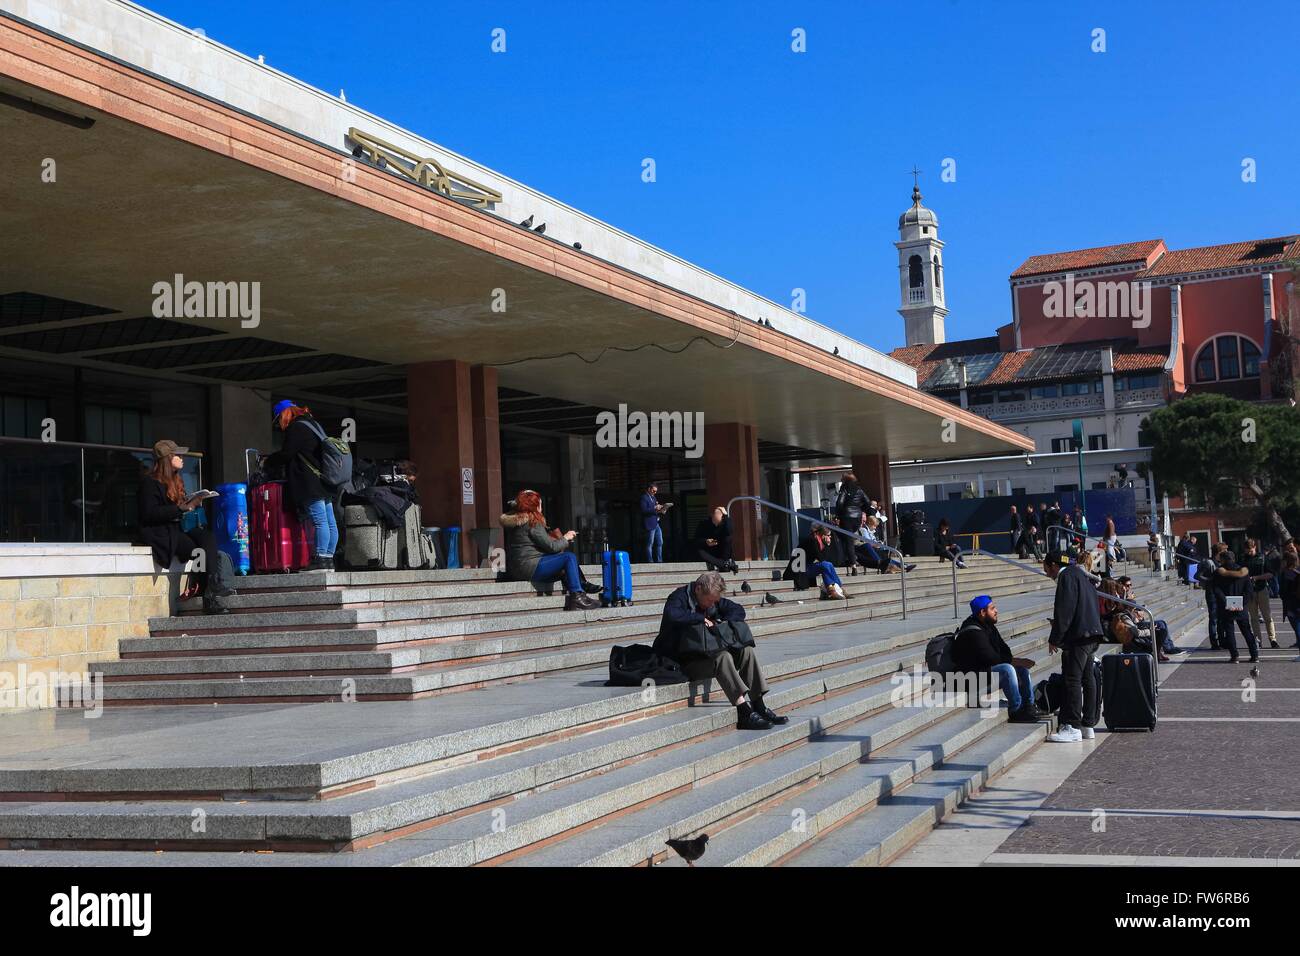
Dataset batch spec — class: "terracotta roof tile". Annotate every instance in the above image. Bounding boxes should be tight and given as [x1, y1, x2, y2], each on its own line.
[1011, 240, 1165, 279]
[980, 351, 1033, 385]
[1138, 235, 1300, 278]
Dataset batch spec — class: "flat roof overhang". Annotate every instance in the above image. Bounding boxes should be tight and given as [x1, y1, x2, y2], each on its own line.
[0, 15, 1033, 462]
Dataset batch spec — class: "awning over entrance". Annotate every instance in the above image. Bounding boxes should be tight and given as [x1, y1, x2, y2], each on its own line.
[0, 14, 1032, 466]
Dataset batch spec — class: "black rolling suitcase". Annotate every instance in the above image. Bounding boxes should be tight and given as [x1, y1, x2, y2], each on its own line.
[1102, 652, 1157, 731]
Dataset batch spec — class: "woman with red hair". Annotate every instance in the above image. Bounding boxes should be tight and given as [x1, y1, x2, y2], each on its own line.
[137, 439, 236, 614]
[501, 490, 598, 610]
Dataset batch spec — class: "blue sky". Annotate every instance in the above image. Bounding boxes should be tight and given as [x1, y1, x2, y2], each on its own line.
[144, 0, 1298, 353]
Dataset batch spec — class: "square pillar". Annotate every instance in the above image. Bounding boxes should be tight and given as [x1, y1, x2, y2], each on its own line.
[851, 452, 894, 541]
[470, 364, 503, 550]
[408, 360, 501, 567]
[704, 422, 761, 560]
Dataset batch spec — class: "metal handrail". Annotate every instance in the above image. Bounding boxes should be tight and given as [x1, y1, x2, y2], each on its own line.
[1044, 523, 1133, 576]
[951, 546, 1161, 683]
[726, 495, 911, 619]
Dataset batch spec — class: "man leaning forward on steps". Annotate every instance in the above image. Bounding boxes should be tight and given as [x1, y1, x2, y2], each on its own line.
[652, 571, 788, 730]
[1043, 550, 1103, 743]
[952, 595, 1042, 724]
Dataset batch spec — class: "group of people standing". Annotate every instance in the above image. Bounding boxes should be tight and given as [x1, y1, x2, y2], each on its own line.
[138, 400, 343, 614]
[1190, 537, 1298, 661]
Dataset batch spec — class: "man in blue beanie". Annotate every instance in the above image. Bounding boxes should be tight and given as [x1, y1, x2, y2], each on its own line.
[951, 594, 1042, 723]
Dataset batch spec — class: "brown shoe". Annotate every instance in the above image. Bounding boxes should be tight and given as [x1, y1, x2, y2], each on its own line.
[564, 592, 600, 611]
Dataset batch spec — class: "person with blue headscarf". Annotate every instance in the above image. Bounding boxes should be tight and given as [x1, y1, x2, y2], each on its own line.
[263, 398, 336, 570]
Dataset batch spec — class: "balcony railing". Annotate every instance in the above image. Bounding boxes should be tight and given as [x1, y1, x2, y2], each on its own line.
[0, 436, 204, 544]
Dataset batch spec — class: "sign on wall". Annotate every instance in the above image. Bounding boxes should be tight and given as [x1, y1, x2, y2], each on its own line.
[461, 467, 475, 505]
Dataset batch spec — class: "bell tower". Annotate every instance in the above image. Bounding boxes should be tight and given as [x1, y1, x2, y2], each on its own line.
[896, 171, 947, 346]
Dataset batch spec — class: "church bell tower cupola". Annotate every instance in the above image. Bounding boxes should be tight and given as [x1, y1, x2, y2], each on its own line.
[896, 172, 948, 346]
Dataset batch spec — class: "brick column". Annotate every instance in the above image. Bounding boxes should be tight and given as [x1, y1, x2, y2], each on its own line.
[407, 360, 500, 567]
[851, 452, 894, 540]
[704, 422, 761, 560]
[470, 365, 503, 556]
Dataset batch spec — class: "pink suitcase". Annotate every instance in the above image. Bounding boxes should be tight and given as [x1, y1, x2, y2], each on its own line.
[246, 449, 312, 573]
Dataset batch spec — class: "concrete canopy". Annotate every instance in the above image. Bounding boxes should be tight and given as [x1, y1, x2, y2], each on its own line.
[0, 17, 1032, 463]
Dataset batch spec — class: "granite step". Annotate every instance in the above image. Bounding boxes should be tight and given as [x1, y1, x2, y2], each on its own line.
[88, 575, 1057, 702]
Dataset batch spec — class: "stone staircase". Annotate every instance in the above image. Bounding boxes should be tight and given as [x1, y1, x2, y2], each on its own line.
[88, 556, 1051, 705]
[0, 557, 1199, 866]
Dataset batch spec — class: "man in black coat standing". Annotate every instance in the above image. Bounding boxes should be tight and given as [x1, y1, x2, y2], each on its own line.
[1044, 550, 1103, 742]
[652, 571, 786, 729]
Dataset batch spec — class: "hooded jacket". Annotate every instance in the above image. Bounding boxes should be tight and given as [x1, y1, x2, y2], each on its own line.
[501, 511, 569, 581]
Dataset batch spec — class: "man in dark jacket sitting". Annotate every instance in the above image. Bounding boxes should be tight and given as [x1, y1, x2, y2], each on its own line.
[952, 595, 1041, 723]
[694, 506, 738, 573]
[652, 571, 787, 730]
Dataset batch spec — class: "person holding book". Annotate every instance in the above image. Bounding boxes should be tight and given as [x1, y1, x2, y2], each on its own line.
[137, 439, 235, 614]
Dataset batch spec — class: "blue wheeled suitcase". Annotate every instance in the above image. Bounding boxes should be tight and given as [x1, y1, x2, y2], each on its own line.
[212, 482, 251, 575]
[602, 550, 633, 607]
[1102, 652, 1158, 731]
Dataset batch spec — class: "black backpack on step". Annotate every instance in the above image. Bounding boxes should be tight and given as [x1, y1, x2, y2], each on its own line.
[606, 644, 688, 687]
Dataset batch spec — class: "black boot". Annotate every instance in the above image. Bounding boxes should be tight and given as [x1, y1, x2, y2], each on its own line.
[564, 591, 600, 611]
[1009, 704, 1040, 723]
[202, 594, 229, 615]
[736, 702, 772, 730]
[750, 694, 788, 725]
[581, 579, 603, 594]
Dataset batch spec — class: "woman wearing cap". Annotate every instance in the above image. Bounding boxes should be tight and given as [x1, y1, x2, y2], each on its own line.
[138, 440, 235, 614]
[263, 400, 336, 571]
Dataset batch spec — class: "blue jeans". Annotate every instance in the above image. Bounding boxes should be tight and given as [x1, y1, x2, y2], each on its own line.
[646, 525, 663, 563]
[302, 498, 338, 557]
[811, 561, 842, 587]
[990, 663, 1033, 712]
[533, 552, 583, 593]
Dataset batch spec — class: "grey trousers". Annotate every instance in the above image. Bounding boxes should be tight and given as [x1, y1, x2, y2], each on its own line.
[681, 646, 769, 705]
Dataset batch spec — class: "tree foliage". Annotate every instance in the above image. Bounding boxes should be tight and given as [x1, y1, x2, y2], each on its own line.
[1139, 392, 1300, 541]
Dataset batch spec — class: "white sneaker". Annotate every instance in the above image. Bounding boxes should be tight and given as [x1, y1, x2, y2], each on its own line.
[1080, 726, 1095, 739]
[828, 584, 846, 600]
[1047, 724, 1083, 743]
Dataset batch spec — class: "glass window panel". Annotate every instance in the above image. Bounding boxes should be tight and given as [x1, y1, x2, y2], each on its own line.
[1242, 339, 1260, 377]
[1194, 344, 1217, 382]
[25, 398, 47, 439]
[4, 396, 25, 437]
[103, 406, 123, 446]
[83, 405, 103, 444]
[1216, 336, 1240, 380]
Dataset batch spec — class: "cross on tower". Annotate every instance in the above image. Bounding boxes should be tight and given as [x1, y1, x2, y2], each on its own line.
[910, 166, 922, 189]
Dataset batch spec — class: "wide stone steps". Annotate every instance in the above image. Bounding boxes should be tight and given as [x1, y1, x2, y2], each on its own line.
[0, 598, 1076, 842]
[87, 569, 1052, 704]
[667, 599, 1205, 868]
[84, 557, 1049, 704]
[0, 580, 1198, 864]
[104, 563, 1037, 670]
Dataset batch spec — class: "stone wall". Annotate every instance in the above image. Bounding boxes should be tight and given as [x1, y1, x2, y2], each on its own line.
[0, 544, 167, 714]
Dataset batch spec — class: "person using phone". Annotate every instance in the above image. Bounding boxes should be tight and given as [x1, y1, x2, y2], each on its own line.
[137, 440, 236, 614]
[501, 489, 598, 611]
[694, 506, 738, 573]
[640, 483, 668, 563]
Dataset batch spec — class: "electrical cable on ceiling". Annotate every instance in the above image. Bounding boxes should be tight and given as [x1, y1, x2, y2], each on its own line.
[490, 324, 743, 369]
